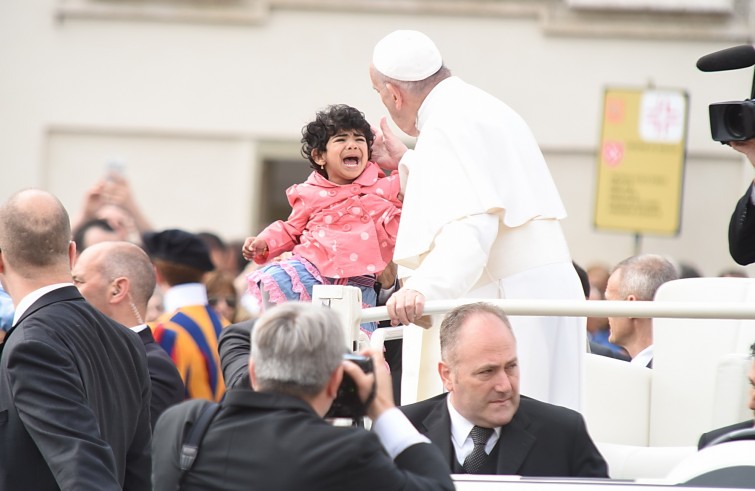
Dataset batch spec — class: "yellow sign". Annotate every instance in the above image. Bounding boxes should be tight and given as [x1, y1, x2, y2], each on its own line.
[594, 88, 688, 235]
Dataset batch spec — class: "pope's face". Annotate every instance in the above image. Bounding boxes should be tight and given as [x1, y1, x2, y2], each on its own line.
[440, 312, 521, 428]
[369, 66, 419, 137]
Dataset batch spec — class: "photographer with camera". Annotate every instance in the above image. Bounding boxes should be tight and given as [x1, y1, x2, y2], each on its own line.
[697, 45, 755, 265]
[152, 302, 453, 491]
[728, 139, 755, 265]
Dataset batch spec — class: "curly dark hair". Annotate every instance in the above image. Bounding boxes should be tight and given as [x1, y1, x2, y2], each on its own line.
[301, 104, 374, 178]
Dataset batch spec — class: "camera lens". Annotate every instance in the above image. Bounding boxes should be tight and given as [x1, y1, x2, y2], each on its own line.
[725, 105, 745, 138]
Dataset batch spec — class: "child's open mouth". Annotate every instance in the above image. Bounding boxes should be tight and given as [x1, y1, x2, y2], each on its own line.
[343, 157, 360, 167]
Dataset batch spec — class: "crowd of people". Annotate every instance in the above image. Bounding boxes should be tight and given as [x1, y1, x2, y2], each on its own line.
[0, 29, 753, 490]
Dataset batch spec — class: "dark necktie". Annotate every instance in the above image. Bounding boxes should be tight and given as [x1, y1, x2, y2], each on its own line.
[463, 425, 494, 474]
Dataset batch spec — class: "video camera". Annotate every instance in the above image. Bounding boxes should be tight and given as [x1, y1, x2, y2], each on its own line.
[325, 353, 374, 420]
[697, 45, 755, 143]
[708, 102, 755, 142]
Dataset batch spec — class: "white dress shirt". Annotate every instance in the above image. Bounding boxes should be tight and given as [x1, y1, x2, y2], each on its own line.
[631, 344, 654, 368]
[447, 395, 501, 465]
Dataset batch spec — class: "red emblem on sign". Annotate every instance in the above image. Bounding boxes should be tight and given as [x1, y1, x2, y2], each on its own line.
[602, 141, 624, 167]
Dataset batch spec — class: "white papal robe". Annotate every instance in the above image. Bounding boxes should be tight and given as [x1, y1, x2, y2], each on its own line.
[393, 76, 586, 411]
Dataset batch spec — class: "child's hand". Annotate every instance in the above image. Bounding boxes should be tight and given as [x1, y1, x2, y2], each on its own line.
[242, 237, 269, 263]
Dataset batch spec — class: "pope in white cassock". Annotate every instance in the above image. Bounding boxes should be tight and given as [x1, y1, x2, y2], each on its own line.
[368, 30, 586, 411]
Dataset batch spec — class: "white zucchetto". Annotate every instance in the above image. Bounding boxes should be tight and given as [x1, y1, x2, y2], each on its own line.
[372, 30, 443, 82]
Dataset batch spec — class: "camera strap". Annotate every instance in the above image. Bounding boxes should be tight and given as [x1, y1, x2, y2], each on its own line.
[177, 401, 221, 490]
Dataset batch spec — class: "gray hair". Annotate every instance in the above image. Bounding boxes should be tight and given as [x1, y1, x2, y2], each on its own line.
[440, 302, 513, 367]
[612, 254, 679, 301]
[375, 65, 452, 97]
[251, 302, 346, 398]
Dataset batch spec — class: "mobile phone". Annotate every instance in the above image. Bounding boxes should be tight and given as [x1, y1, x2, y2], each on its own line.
[105, 158, 126, 180]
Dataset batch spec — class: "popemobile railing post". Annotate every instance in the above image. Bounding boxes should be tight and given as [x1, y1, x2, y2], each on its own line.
[311, 285, 368, 352]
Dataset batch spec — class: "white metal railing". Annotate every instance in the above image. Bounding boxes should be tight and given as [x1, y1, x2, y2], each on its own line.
[364, 298, 755, 353]
[361, 299, 755, 323]
[309, 285, 755, 352]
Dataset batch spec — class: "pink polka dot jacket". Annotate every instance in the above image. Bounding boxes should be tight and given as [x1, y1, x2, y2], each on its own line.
[257, 162, 402, 279]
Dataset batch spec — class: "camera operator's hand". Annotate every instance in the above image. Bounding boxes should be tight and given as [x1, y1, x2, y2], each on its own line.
[730, 139, 755, 169]
[342, 348, 395, 421]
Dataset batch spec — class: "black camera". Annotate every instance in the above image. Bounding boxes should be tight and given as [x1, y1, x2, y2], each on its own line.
[325, 353, 374, 420]
[696, 45, 755, 143]
[709, 100, 755, 142]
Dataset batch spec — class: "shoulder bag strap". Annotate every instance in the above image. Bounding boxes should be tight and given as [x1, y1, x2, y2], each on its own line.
[177, 401, 221, 489]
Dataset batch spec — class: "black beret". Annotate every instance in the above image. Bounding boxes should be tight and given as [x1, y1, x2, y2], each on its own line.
[142, 229, 214, 272]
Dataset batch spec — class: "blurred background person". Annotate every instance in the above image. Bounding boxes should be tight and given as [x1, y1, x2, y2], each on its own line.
[145, 286, 165, 323]
[72, 218, 121, 256]
[584, 262, 626, 357]
[718, 268, 749, 278]
[604, 254, 679, 368]
[142, 228, 227, 401]
[677, 260, 703, 279]
[198, 231, 239, 277]
[586, 263, 611, 296]
[204, 270, 253, 324]
[574, 262, 629, 361]
[0, 283, 13, 343]
[70, 169, 153, 245]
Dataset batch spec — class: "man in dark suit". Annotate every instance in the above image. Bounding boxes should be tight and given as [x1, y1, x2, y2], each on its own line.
[217, 317, 255, 389]
[0, 189, 152, 490]
[73, 240, 185, 427]
[698, 341, 755, 449]
[728, 139, 755, 265]
[153, 302, 454, 491]
[400, 302, 608, 477]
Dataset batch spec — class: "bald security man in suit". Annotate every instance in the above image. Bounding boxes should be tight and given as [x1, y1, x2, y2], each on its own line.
[0, 189, 151, 490]
[73, 240, 185, 427]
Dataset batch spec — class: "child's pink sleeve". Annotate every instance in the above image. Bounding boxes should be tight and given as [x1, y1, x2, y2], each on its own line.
[257, 185, 312, 259]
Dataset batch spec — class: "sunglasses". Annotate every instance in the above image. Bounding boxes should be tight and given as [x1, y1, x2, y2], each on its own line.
[208, 296, 237, 309]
